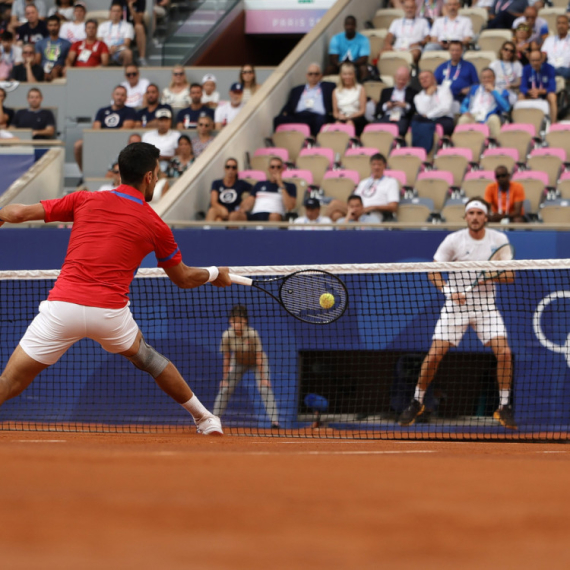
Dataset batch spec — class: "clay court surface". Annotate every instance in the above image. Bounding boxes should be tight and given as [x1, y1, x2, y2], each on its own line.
[1, 432, 569, 570]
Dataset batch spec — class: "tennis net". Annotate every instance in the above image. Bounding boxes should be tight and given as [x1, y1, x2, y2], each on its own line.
[1, 261, 569, 441]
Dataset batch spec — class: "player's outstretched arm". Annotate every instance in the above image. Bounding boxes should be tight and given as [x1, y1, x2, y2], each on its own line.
[164, 262, 231, 289]
[0, 204, 46, 227]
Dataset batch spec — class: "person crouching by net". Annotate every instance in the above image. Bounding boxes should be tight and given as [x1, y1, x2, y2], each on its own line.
[213, 305, 280, 429]
[398, 198, 517, 429]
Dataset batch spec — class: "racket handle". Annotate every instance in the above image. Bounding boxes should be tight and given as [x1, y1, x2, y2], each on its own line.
[229, 273, 253, 286]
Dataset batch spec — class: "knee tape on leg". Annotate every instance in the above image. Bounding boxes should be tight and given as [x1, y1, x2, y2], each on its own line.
[127, 338, 169, 378]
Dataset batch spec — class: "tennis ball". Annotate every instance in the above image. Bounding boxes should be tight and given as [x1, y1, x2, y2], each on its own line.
[319, 293, 335, 309]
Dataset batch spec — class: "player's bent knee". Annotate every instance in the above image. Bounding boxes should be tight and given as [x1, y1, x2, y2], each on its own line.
[125, 337, 169, 378]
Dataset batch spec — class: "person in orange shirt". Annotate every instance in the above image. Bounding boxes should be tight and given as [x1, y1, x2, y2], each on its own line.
[484, 166, 526, 223]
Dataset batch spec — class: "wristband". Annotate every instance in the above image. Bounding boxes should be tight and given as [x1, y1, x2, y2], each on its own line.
[442, 285, 453, 296]
[206, 266, 219, 283]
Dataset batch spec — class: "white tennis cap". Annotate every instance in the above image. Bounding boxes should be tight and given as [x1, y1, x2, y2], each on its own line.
[202, 74, 217, 84]
[465, 200, 488, 215]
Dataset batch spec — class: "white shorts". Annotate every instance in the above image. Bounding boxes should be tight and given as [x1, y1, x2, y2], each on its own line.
[20, 300, 139, 365]
[432, 302, 507, 346]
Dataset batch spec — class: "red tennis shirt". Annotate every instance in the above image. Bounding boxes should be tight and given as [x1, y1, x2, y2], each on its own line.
[41, 185, 183, 309]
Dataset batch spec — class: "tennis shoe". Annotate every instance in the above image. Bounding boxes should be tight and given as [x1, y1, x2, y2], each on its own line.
[494, 405, 517, 430]
[196, 414, 223, 436]
[398, 399, 425, 426]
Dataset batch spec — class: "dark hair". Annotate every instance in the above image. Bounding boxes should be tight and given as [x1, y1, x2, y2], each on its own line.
[47, 15, 61, 24]
[225, 157, 238, 167]
[448, 40, 463, 48]
[85, 19, 98, 27]
[118, 142, 160, 187]
[0, 31, 13, 41]
[0, 87, 6, 98]
[345, 15, 356, 25]
[230, 305, 248, 320]
[147, 82, 159, 91]
[177, 134, 192, 146]
[27, 87, 42, 97]
[500, 40, 516, 60]
[56, 0, 74, 6]
[113, 84, 127, 93]
[190, 83, 202, 90]
[240, 64, 257, 88]
[111, 1, 123, 7]
[347, 194, 363, 204]
[370, 153, 387, 164]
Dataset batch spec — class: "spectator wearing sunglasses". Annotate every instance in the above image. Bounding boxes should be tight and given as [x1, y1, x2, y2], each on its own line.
[484, 166, 525, 223]
[162, 66, 191, 107]
[120, 63, 149, 107]
[192, 115, 215, 158]
[98, 162, 121, 191]
[206, 157, 252, 222]
[9, 42, 44, 82]
[489, 41, 522, 106]
[239, 64, 261, 104]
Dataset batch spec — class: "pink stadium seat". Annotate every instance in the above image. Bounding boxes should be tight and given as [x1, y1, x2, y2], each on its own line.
[384, 169, 407, 187]
[275, 123, 311, 137]
[435, 124, 444, 138]
[512, 170, 549, 185]
[454, 123, 490, 137]
[529, 147, 566, 161]
[324, 169, 360, 184]
[238, 169, 265, 181]
[282, 169, 314, 184]
[500, 123, 536, 137]
[253, 147, 289, 162]
[482, 147, 519, 162]
[344, 147, 379, 158]
[390, 147, 428, 162]
[547, 123, 570, 133]
[436, 147, 474, 162]
[560, 171, 570, 181]
[417, 171, 454, 185]
[319, 123, 356, 137]
[362, 123, 399, 137]
[298, 147, 335, 168]
[464, 170, 496, 181]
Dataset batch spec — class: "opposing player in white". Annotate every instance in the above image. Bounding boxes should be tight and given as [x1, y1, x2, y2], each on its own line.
[399, 198, 517, 429]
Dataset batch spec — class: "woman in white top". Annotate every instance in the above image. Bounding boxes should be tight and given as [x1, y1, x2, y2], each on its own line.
[332, 62, 367, 136]
[48, 0, 75, 22]
[161, 65, 191, 107]
[239, 64, 261, 103]
[489, 41, 523, 107]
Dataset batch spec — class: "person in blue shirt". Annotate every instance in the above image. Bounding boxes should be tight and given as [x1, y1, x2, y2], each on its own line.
[517, 49, 557, 122]
[34, 15, 71, 81]
[487, 0, 528, 30]
[326, 15, 370, 80]
[457, 68, 510, 138]
[434, 41, 479, 113]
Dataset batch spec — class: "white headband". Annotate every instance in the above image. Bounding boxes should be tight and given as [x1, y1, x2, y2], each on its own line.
[465, 200, 488, 215]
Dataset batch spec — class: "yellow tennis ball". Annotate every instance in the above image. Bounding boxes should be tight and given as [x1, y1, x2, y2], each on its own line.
[319, 293, 335, 309]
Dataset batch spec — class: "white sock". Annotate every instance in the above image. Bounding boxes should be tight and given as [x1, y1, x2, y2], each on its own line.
[181, 395, 211, 422]
[414, 386, 426, 404]
[499, 390, 510, 407]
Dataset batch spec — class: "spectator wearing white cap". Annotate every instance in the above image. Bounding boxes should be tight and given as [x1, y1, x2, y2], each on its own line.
[214, 82, 245, 130]
[141, 108, 181, 171]
[292, 198, 333, 230]
[239, 64, 261, 104]
[201, 73, 220, 108]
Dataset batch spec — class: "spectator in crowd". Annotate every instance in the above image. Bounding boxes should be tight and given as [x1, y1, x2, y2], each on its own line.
[121, 63, 149, 107]
[153, 0, 170, 31]
[12, 87, 55, 139]
[192, 114, 215, 158]
[434, 41, 479, 113]
[0, 31, 22, 80]
[112, 0, 147, 66]
[66, 19, 109, 69]
[239, 64, 261, 104]
[332, 61, 367, 136]
[373, 66, 417, 137]
[335, 194, 377, 226]
[326, 15, 370, 80]
[0, 87, 14, 128]
[135, 83, 172, 127]
[49, 0, 74, 22]
[74, 85, 136, 171]
[424, 0, 473, 51]
[104, 132, 141, 176]
[34, 15, 71, 81]
[391, 0, 444, 22]
[514, 23, 532, 66]
[484, 166, 525, 223]
[490, 41, 522, 105]
[176, 83, 214, 129]
[201, 73, 219, 108]
[327, 153, 399, 222]
[273, 63, 335, 136]
[412, 70, 454, 152]
[98, 162, 121, 191]
[382, 0, 431, 64]
[16, 5, 48, 45]
[166, 134, 195, 178]
[205, 157, 251, 222]
[516, 49, 557, 122]
[10, 42, 44, 81]
[457, 68, 510, 138]
[12, 0, 47, 30]
[0, 6, 11, 37]
[512, 6, 548, 47]
[214, 82, 244, 130]
[541, 15, 570, 81]
[59, 2, 87, 43]
[97, 3, 134, 66]
[161, 65, 190, 107]
[241, 156, 296, 222]
[487, 0, 528, 29]
[141, 108, 179, 171]
[292, 198, 333, 229]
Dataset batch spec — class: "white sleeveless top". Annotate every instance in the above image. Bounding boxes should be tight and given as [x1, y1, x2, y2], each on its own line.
[335, 84, 362, 116]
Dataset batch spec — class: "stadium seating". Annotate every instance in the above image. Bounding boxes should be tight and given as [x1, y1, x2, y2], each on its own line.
[462, 171, 495, 199]
[388, 148, 427, 187]
[360, 124, 399, 157]
[512, 171, 548, 215]
[239, 169, 266, 187]
[397, 201, 433, 223]
[419, 51, 451, 73]
[415, 171, 454, 213]
[372, 8, 404, 30]
[433, 148, 473, 188]
[541, 200, 570, 223]
[477, 30, 512, 56]
[361, 29, 388, 63]
[480, 148, 518, 173]
[545, 124, 570, 163]
[250, 147, 290, 172]
[378, 51, 413, 78]
[451, 124, 489, 164]
[441, 199, 468, 223]
[459, 7, 488, 36]
[321, 171, 359, 202]
[464, 51, 497, 75]
[496, 124, 536, 163]
[317, 124, 356, 158]
[296, 148, 334, 186]
[558, 171, 570, 199]
[272, 124, 312, 163]
[341, 148, 378, 181]
[527, 148, 565, 189]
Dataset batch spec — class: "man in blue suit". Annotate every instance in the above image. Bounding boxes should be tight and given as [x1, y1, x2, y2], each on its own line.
[517, 49, 557, 122]
[273, 63, 336, 136]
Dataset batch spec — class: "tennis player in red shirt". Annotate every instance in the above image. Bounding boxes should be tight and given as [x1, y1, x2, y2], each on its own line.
[0, 142, 230, 435]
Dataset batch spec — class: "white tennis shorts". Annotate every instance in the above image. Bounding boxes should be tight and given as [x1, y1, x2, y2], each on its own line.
[20, 300, 139, 365]
[432, 302, 507, 346]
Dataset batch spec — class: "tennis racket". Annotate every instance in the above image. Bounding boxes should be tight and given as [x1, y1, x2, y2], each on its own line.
[228, 269, 348, 325]
[464, 243, 515, 293]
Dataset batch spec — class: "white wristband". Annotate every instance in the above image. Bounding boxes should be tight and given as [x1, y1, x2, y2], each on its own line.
[442, 285, 453, 296]
[206, 266, 219, 283]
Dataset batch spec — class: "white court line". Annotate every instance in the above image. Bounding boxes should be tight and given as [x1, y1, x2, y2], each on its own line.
[14, 440, 67, 443]
[243, 450, 436, 456]
[537, 450, 568, 454]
